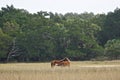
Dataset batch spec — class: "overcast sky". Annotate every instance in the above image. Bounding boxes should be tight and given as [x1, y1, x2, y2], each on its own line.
[0, 0, 120, 14]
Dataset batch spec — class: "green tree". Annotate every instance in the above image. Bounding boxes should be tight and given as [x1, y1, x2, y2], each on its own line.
[2, 20, 19, 37]
[105, 39, 120, 60]
[99, 8, 120, 45]
[64, 17, 102, 60]
[0, 28, 12, 62]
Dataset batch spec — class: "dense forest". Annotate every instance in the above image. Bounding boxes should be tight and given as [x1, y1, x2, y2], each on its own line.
[0, 5, 120, 62]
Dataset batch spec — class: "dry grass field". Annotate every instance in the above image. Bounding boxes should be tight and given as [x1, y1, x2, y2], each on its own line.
[0, 60, 120, 80]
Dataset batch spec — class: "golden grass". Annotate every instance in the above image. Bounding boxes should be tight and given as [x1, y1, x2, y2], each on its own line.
[0, 60, 120, 80]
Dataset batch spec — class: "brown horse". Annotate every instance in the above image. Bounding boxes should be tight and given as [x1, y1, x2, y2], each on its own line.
[51, 57, 70, 68]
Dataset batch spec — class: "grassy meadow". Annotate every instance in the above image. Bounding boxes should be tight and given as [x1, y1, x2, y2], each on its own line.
[0, 60, 120, 80]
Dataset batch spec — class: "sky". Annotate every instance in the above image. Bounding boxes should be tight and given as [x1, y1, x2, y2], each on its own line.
[0, 0, 120, 14]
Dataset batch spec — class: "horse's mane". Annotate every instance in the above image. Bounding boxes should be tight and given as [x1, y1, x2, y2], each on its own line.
[60, 57, 70, 62]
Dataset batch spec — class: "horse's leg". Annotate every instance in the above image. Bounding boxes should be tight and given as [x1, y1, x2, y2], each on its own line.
[51, 62, 55, 68]
[68, 63, 70, 67]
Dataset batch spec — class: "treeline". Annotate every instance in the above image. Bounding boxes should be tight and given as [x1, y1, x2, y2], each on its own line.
[0, 5, 120, 62]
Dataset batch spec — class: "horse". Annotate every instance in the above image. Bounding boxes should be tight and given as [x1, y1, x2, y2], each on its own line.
[51, 57, 70, 68]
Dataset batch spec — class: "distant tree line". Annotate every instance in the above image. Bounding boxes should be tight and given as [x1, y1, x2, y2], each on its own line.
[0, 5, 120, 62]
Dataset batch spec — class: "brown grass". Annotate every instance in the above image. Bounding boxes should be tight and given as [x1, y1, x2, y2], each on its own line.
[0, 60, 120, 80]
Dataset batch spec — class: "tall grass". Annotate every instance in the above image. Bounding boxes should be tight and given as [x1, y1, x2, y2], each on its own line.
[0, 61, 120, 80]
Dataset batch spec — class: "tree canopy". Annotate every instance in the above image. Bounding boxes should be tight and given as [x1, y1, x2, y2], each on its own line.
[0, 5, 120, 62]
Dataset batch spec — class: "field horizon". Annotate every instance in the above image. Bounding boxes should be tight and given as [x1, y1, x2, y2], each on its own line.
[0, 60, 120, 80]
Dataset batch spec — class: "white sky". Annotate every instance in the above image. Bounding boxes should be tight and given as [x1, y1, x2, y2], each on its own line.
[0, 0, 120, 14]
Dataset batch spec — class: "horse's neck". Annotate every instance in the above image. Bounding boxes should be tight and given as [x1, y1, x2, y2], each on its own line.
[61, 57, 70, 62]
[64, 57, 71, 62]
